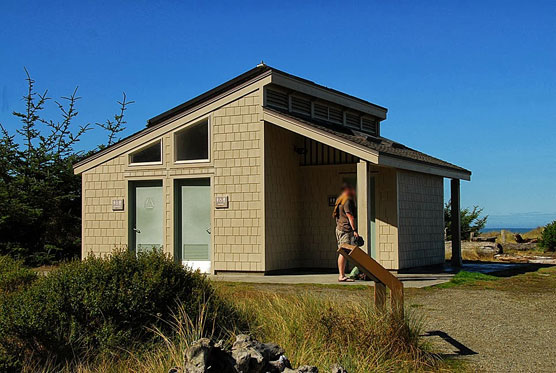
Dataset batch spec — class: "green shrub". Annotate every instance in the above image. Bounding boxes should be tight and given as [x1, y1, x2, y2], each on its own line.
[0, 250, 241, 370]
[0, 255, 37, 294]
[539, 221, 556, 252]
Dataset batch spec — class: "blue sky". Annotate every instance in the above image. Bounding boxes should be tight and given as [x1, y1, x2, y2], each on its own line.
[1, 1, 555, 227]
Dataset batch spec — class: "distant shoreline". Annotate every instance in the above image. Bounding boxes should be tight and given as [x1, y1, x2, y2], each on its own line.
[482, 228, 534, 233]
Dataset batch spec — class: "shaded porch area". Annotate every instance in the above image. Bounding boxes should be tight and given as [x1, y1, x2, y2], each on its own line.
[263, 120, 429, 273]
[260, 107, 469, 273]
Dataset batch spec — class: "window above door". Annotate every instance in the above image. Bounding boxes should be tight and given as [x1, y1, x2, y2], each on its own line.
[129, 140, 162, 165]
[174, 119, 210, 163]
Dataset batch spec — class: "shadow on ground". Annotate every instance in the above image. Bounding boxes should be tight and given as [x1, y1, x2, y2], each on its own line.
[401, 260, 554, 278]
[423, 330, 478, 358]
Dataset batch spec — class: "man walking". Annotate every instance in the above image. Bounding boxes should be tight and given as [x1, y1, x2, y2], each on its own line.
[333, 183, 358, 282]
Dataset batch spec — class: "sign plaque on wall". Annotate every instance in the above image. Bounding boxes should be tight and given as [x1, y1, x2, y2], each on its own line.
[328, 196, 337, 207]
[215, 196, 229, 209]
[112, 199, 125, 211]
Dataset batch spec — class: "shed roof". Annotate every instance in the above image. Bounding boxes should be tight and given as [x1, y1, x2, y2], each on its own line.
[74, 65, 470, 180]
[74, 65, 387, 170]
[147, 64, 387, 128]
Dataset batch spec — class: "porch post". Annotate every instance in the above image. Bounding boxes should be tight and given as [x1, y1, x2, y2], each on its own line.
[357, 160, 369, 253]
[450, 178, 462, 267]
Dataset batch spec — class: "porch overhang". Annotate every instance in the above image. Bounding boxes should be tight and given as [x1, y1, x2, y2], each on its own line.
[378, 154, 471, 181]
[262, 108, 379, 164]
[262, 107, 471, 181]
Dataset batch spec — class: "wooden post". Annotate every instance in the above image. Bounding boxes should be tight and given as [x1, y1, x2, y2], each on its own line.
[356, 160, 368, 253]
[338, 244, 404, 318]
[374, 283, 386, 312]
[391, 285, 404, 319]
[451, 178, 462, 267]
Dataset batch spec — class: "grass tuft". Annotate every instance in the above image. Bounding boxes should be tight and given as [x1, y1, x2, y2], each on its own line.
[434, 271, 498, 289]
[227, 291, 442, 372]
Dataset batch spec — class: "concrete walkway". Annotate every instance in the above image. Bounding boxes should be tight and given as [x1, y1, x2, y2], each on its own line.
[210, 261, 542, 288]
[210, 272, 455, 288]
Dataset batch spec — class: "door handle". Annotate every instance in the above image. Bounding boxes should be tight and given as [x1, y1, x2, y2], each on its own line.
[206, 228, 211, 234]
[133, 227, 141, 234]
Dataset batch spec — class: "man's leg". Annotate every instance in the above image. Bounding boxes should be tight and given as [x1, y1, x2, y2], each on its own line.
[338, 252, 346, 280]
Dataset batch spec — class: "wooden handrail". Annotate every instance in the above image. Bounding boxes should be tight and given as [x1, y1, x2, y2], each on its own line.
[338, 244, 404, 317]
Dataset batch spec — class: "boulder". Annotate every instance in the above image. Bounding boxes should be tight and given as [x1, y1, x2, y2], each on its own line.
[266, 355, 292, 373]
[232, 334, 285, 361]
[297, 366, 319, 373]
[184, 338, 213, 373]
[478, 245, 496, 255]
[232, 346, 265, 373]
[330, 364, 347, 373]
[232, 334, 289, 372]
[177, 335, 326, 373]
[184, 337, 236, 373]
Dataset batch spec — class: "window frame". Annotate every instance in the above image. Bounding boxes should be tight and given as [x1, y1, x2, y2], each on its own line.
[128, 139, 163, 166]
[173, 117, 211, 164]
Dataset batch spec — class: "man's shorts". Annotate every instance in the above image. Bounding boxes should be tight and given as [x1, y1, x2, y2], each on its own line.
[336, 229, 354, 247]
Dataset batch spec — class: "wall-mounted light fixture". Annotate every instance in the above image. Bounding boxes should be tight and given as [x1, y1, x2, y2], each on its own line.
[293, 146, 306, 155]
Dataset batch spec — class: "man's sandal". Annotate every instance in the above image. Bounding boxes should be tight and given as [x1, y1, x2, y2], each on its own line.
[338, 277, 355, 282]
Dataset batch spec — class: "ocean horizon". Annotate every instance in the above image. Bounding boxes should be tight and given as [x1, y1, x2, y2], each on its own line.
[481, 227, 535, 233]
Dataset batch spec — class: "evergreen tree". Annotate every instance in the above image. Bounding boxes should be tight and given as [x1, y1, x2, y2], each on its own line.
[444, 201, 488, 240]
[0, 69, 132, 265]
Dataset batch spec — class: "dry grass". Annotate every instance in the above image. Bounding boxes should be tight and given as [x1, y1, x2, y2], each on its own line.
[479, 227, 544, 244]
[445, 227, 556, 261]
[221, 289, 448, 372]
[26, 289, 451, 373]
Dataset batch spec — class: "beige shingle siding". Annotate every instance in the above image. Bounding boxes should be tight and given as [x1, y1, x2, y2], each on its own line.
[212, 92, 264, 272]
[397, 171, 444, 269]
[375, 168, 399, 269]
[82, 155, 128, 257]
[81, 90, 265, 273]
[264, 124, 303, 271]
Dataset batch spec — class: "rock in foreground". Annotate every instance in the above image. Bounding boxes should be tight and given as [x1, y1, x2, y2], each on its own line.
[171, 335, 346, 373]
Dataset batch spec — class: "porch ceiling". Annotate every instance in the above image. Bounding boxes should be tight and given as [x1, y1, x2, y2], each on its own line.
[262, 107, 471, 180]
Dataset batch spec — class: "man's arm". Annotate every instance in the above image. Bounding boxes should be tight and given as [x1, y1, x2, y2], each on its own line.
[344, 199, 358, 236]
[346, 212, 359, 237]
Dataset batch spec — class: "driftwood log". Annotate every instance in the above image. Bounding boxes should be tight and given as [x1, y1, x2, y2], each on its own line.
[472, 236, 496, 242]
[515, 234, 535, 243]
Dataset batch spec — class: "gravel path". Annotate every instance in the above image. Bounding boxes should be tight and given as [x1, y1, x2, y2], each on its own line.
[220, 267, 556, 372]
[409, 288, 556, 372]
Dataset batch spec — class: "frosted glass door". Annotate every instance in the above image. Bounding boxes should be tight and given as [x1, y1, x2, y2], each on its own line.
[180, 180, 211, 272]
[134, 184, 163, 252]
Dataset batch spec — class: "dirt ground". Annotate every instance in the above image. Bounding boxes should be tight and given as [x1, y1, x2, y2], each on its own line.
[412, 284, 556, 372]
[217, 266, 556, 372]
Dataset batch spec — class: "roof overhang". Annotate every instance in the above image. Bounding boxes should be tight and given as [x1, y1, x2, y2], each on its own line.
[262, 108, 380, 164]
[262, 107, 471, 181]
[269, 71, 388, 120]
[74, 70, 272, 174]
[74, 65, 468, 181]
[379, 154, 471, 181]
